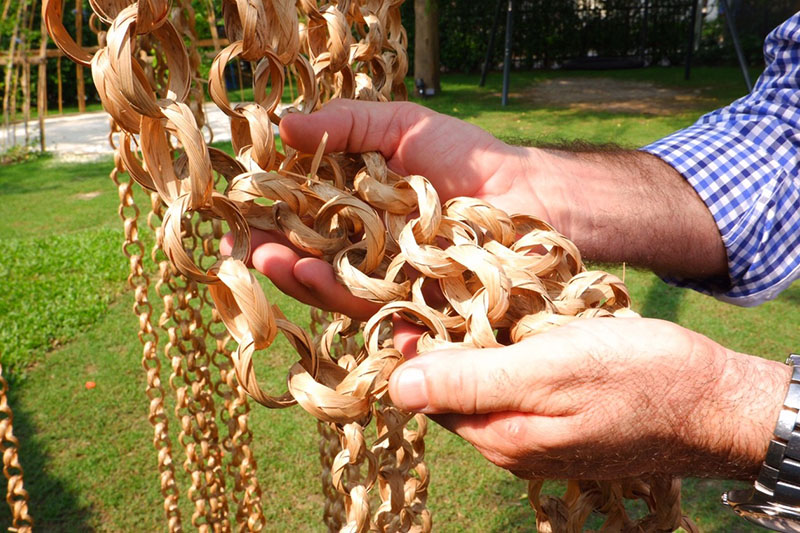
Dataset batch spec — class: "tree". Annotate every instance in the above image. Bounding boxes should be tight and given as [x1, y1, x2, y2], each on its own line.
[414, 0, 440, 95]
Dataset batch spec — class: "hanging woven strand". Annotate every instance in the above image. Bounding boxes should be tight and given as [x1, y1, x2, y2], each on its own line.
[0, 364, 32, 533]
[89, 2, 263, 530]
[45, 0, 698, 530]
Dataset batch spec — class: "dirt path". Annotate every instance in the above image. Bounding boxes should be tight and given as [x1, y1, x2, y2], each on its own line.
[0, 103, 235, 161]
[517, 77, 717, 115]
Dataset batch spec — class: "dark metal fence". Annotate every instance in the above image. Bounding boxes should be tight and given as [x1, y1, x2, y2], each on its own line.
[401, 0, 799, 73]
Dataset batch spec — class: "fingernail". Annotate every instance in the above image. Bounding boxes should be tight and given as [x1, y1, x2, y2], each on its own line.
[394, 367, 428, 411]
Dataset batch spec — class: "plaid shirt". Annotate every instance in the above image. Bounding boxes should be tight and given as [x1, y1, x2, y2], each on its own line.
[643, 13, 800, 307]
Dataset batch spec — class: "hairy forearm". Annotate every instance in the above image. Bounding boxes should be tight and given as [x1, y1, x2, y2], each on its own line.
[520, 145, 729, 280]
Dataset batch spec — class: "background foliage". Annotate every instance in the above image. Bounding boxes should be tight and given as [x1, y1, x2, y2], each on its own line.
[402, 0, 799, 73]
[1, 0, 798, 120]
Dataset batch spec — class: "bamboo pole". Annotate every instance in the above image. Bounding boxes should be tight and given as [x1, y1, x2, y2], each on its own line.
[22, 57, 30, 145]
[204, 0, 221, 51]
[22, 1, 35, 145]
[75, 0, 85, 113]
[1, 0, 11, 22]
[2, 0, 25, 147]
[38, 7, 49, 151]
[8, 15, 32, 147]
[57, 56, 63, 114]
[236, 59, 244, 101]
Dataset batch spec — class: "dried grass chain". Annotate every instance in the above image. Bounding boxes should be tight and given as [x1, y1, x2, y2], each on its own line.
[0, 365, 32, 533]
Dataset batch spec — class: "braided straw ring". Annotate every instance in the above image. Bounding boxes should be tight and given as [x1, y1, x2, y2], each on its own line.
[235, 0, 272, 61]
[272, 201, 349, 258]
[207, 258, 277, 350]
[350, 11, 383, 64]
[43, 0, 95, 66]
[106, 6, 190, 117]
[229, 171, 309, 214]
[511, 214, 583, 279]
[316, 314, 359, 362]
[332, 439, 379, 497]
[87, 0, 131, 24]
[287, 54, 320, 114]
[353, 166, 417, 215]
[288, 348, 402, 423]
[132, 0, 170, 35]
[445, 243, 511, 324]
[410, 276, 467, 332]
[320, 5, 351, 72]
[314, 195, 386, 273]
[227, 172, 307, 232]
[253, 53, 287, 122]
[273, 314, 320, 379]
[232, 340, 297, 409]
[230, 104, 278, 171]
[287, 359, 371, 424]
[363, 301, 450, 356]
[559, 271, 631, 310]
[118, 132, 156, 191]
[266, 0, 301, 64]
[162, 193, 250, 284]
[224, 309, 319, 410]
[90, 49, 143, 133]
[140, 101, 214, 209]
[208, 41, 245, 118]
[444, 197, 516, 247]
[398, 218, 476, 279]
[403, 176, 441, 244]
[333, 243, 410, 303]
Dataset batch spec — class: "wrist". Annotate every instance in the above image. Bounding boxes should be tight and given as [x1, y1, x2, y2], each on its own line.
[509, 146, 578, 235]
[707, 351, 791, 480]
[509, 144, 728, 278]
[516, 145, 619, 252]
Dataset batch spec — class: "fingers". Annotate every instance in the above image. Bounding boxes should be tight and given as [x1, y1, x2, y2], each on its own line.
[250, 241, 325, 308]
[391, 317, 426, 359]
[222, 228, 381, 319]
[387, 337, 576, 416]
[293, 257, 380, 320]
[220, 228, 298, 267]
[279, 99, 430, 158]
[386, 321, 633, 416]
[431, 412, 577, 474]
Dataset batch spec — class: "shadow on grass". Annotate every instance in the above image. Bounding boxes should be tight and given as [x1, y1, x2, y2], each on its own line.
[639, 276, 684, 323]
[775, 282, 800, 305]
[0, 380, 92, 532]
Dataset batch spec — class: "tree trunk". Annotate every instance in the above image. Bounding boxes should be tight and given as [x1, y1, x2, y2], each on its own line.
[414, 0, 440, 95]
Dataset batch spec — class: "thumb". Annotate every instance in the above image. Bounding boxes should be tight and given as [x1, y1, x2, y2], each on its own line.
[387, 342, 563, 415]
[279, 99, 430, 155]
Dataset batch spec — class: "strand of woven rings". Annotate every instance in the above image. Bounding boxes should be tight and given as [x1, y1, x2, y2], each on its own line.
[0, 364, 32, 533]
[92, 3, 264, 530]
[45, 0, 699, 530]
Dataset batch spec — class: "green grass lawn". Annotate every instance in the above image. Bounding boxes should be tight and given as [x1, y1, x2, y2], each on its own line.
[0, 66, 787, 531]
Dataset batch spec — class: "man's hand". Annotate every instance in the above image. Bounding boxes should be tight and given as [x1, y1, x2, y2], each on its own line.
[388, 317, 789, 481]
[279, 99, 552, 219]
[223, 99, 555, 319]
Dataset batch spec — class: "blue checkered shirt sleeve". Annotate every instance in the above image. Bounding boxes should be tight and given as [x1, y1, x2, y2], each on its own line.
[642, 13, 800, 307]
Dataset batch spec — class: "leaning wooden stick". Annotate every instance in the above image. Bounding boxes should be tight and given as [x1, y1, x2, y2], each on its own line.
[45, 0, 698, 530]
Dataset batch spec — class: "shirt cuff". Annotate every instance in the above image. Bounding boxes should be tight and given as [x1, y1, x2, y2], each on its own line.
[641, 122, 800, 306]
